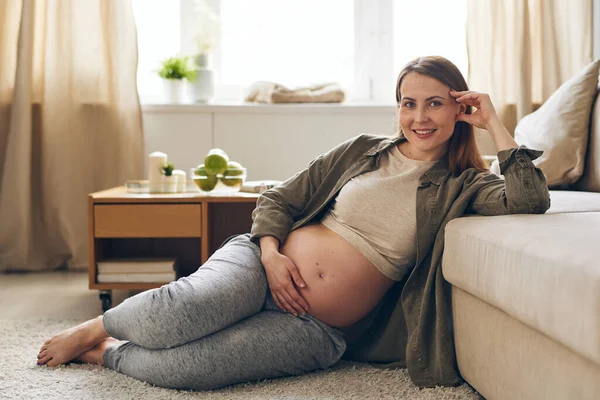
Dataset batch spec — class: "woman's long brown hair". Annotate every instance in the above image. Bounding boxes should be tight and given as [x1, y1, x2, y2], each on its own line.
[395, 56, 489, 175]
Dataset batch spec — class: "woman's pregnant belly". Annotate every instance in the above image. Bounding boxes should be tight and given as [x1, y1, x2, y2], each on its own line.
[279, 222, 396, 328]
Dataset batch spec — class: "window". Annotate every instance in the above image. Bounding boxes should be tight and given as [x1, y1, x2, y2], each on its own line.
[133, 0, 467, 104]
[132, 0, 180, 103]
[393, 0, 468, 85]
[219, 0, 354, 86]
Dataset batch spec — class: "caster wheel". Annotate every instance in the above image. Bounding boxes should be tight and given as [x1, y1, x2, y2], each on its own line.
[99, 291, 113, 313]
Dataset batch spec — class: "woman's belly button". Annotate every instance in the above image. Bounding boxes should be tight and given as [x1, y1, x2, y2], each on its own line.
[301, 259, 337, 281]
[298, 262, 351, 299]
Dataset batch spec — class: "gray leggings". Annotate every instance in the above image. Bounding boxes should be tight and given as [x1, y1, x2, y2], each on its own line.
[102, 233, 347, 391]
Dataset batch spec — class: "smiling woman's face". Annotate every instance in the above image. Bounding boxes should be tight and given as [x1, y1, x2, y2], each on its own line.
[398, 72, 464, 161]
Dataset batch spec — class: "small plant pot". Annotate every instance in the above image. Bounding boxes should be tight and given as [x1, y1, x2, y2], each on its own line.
[163, 79, 186, 104]
[162, 175, 178, 193]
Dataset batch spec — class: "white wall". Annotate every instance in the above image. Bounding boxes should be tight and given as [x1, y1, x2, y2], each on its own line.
[141, 104, 497, 182]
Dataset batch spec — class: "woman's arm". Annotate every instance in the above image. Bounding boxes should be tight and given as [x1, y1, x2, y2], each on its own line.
[485, 114, 518, 152]
[465, 146, 550, 215]
[450, 90, 551, 215]
[259, 235, 279, 259]
[451, 89, 518, 152]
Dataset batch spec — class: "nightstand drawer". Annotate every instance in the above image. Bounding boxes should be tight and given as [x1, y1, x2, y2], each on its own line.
[94, 204, 201, 238]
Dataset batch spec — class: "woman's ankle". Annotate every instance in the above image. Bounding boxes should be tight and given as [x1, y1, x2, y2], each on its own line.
[90, 315, 110, 343]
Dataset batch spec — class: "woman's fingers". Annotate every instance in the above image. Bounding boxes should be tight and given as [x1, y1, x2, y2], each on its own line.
[456, 112, 474, 124]
[281, 290, 305, 316]
[292, 290, 310, 312]
[271, 291, 285, 311]
[274, 289, 307, 316]
[289, 267, 306, 289]
[455, 92, 482, 102]
[276, 293, 295, 315]
[449, 89, 473, 96]
[451, 91, 488, 107]
[284, 288, 308, 314]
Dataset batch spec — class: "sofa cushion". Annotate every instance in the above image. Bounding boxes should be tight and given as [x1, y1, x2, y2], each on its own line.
[443, 210, 600, 366]
[513, 60, 600, 188]
[546, 190, 600, 213]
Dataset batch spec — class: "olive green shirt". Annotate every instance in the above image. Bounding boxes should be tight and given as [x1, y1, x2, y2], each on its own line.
[249, 133, 550, 388]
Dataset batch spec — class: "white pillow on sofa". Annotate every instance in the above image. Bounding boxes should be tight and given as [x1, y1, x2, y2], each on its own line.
[508, 60, 600, 188]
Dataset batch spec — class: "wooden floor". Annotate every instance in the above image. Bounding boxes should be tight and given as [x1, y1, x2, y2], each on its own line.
[0, 271, 135, 320]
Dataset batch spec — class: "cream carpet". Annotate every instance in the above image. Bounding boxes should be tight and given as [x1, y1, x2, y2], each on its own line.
[0, 272, 483, 399]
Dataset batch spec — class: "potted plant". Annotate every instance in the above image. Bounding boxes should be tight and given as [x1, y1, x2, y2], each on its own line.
[158, 56, 196, 104]
[161, 162, 178, 193]
[189, 0, 220, 102]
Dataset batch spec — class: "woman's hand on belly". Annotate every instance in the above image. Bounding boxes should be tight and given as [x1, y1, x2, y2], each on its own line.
[262, 251, 310, 317]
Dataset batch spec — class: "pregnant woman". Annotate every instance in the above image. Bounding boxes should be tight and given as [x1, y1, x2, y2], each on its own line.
[37, 56, 550, 391]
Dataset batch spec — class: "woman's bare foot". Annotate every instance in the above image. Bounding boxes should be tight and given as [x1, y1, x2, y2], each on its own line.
[37, 316, 109, 367]
[74, 337, 121, 365]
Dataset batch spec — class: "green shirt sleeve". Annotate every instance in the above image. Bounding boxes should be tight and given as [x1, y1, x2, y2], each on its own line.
[466, 145, 551, 215]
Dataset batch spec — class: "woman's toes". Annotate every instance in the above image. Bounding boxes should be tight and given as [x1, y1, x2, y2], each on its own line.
[37, 355, 52, 365]
[46, 358, 61, 367]
[37, 350, 48, 359]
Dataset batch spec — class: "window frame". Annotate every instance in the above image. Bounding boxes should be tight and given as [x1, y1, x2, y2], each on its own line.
[178, 0, 396, 103]
[141, 0, 466, 104]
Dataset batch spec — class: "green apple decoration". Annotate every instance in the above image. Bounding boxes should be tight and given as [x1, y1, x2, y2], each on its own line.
[193, 149, 246, 192]
[193, 164, 218, 191]
[203, 148, 229, 175]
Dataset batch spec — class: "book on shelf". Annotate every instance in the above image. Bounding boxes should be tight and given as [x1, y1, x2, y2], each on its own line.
[97, 258, 176, 274]
[240, 180, 282, 194]
[97, 272, 176, 283]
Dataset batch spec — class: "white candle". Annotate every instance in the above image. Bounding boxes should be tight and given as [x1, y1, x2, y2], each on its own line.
[172, 169, 186, 192]
[148, 152, 167, 193]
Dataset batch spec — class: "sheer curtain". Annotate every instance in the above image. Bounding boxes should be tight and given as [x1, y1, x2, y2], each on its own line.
[0, 0, 143, 272]
[466, 0, 593, 154]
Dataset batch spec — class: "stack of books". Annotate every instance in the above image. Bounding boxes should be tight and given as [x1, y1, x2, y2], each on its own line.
[96, 258, 176, 283]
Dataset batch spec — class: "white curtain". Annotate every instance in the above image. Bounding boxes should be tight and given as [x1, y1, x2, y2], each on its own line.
[0, 0, 144, 272]
[466, 0, 593, 154]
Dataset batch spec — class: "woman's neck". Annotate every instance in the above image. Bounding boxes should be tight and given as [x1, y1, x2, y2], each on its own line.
[397, 141, 445, 162]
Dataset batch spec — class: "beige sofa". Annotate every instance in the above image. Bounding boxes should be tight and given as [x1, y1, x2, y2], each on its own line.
[443, 87, 600, 400]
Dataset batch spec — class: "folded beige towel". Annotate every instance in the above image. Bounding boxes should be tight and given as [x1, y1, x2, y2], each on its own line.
[244, 81, 345, 104]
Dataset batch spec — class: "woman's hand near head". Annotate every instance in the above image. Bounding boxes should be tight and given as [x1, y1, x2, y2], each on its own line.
[261, 249, 309, 317]
[450, 90, 500, 130]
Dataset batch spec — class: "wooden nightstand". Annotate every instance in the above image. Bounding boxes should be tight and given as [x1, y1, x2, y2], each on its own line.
[88, 186, 259, 311]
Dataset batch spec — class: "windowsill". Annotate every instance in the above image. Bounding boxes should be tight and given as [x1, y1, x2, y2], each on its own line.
[141, 101, 397, 114]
